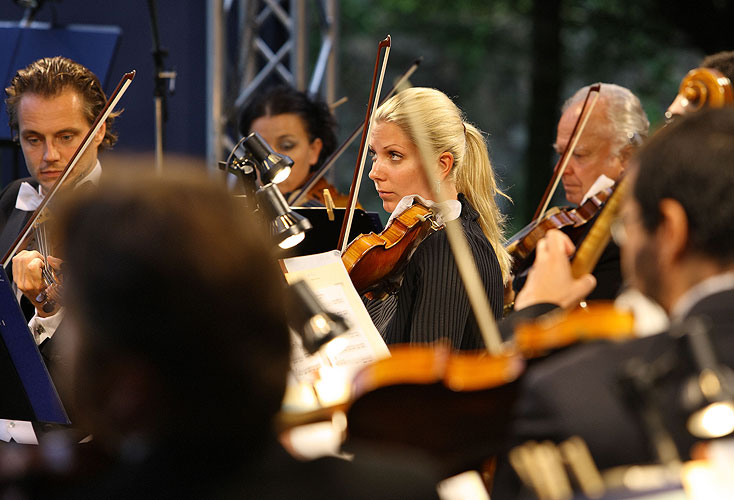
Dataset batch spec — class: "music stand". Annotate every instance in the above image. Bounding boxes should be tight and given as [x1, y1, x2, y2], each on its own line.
[0, 266, 68, 425]
[282, 207, 383, 257]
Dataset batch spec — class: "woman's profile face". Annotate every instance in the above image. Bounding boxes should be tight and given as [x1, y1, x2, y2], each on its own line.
[367, 121, 432, 213]
[250, 113, 322, 194]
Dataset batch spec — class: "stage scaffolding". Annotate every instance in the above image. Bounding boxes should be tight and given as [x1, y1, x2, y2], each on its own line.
[206, 0, 339, 169]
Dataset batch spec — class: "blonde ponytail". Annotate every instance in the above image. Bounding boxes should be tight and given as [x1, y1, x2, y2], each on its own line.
[457, 123, 512, 282]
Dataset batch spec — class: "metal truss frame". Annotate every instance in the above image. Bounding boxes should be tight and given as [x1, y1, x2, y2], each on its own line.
[206, 0, 338, 169]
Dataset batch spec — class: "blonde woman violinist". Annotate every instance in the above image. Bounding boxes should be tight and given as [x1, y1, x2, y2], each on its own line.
[364, 88, 511, 351]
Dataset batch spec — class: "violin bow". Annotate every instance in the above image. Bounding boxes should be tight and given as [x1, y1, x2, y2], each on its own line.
[2, 71, 136, 269]
[337, 35, 391, 253]
[288, 56, 422, 207]
[404, 104, 504, 355]
[533, 83, 601, 222]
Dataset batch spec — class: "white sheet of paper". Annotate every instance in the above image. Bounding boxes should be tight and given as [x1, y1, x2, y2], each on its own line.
[281, 250, 390, 410]
[0, 419, 38, 444]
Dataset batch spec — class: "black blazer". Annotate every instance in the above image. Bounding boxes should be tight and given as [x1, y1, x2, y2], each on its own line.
[0, 177, 37, 258]
[493, 287, 734, 497]
[0, 178, 40, 321]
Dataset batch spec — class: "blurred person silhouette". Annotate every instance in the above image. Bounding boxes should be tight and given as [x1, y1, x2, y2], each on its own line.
[27, 165, 439, 499]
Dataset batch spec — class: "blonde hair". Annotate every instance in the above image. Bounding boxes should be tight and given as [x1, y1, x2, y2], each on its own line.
[374, 87, 512, 281]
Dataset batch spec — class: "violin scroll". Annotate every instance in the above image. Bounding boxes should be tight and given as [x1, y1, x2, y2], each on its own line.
[668, 67, 734, 120]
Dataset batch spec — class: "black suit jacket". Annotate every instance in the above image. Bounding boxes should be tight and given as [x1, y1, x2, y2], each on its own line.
[0, 177, 37, 258]
[513, 210, 625, 302]
[0, 178, 39, 321]
[493, 288, 734, 497]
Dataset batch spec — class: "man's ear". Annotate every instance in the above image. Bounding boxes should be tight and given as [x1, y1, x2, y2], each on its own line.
[93, 122, 106, 147]
[656, 198, 688, 265]
[617, 145, 635, 173]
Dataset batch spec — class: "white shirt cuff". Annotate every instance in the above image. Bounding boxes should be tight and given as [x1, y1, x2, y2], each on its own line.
[29, 308, 65, 346]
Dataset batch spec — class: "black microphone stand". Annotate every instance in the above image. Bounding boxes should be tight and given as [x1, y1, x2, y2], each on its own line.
[147, 0, 177, 173]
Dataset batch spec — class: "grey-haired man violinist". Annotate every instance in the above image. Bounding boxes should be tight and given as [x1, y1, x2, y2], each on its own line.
[495, 107, 734, 498]
[514, 83, 649, 302]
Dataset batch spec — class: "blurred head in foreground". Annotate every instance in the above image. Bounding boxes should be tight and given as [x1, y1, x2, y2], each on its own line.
[56, 163, 290, 452]
[621, 107, 734, 311]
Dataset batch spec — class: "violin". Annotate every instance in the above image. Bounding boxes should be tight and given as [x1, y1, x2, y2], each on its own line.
[513, 302, 635, 359]
[506, 84, 603, 276]
[352, 343, 524, 394]
[345, 344, 525, 475]
[341, 201, 441, 300]
[506, 187, 613, 275]
[277, 343, 525, 477]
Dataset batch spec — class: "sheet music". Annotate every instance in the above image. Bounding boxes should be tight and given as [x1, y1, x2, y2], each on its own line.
[281, 250, 389, 409]
[0, 420, 38, 444]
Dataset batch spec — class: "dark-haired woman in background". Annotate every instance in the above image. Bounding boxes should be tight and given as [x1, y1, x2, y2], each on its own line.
[239, 85, 350, 207]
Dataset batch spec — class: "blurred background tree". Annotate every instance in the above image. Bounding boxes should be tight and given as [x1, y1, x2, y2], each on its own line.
[2, 0, 731, 234]
[330, 0, 732, 232]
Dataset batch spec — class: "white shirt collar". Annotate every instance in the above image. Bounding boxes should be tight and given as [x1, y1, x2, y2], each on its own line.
[670, 271, 734, 322]
[580, 174, 616, 205]
[15, 182, 44, 211]
[81, 160, 103, 186]
[386, 194, 462, 227]
[14, 160, 102, 211]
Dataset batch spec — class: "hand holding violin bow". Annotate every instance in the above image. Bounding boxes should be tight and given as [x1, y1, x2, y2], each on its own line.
[514, 229, 596, 310]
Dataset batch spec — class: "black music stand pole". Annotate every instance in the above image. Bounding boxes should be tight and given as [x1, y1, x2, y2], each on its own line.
[147, 0, 176, 173]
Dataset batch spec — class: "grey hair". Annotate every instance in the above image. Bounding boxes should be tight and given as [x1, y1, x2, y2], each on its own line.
[562, 83, 650, 153]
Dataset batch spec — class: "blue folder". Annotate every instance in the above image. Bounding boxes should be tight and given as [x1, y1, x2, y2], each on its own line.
[0, 266, 68, 424]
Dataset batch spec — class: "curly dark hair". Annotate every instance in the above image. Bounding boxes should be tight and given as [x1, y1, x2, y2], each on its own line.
[701, 51, 734, 84]
[239, 85, 337, 172]
[634, 107, 734, 264]
[5, 56, 119, 148]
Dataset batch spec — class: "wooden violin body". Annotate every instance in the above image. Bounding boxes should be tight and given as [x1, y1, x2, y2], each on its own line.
[342, 202, 441, 300]
[346, 344, 524, 475]
[513, 302, 635, 359]
[506, 187, 613, 275]
[352, 344, 524, 395]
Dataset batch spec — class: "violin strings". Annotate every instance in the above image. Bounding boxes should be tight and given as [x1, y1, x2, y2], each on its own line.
[37, 223, 57, 286]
